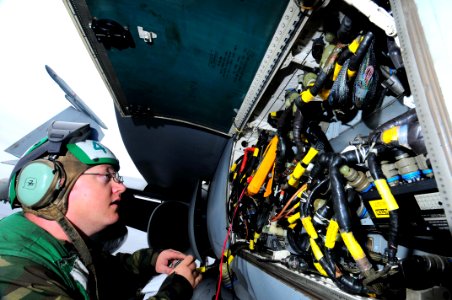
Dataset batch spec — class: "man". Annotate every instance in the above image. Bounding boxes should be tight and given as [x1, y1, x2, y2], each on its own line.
[0, 123, 202, 299]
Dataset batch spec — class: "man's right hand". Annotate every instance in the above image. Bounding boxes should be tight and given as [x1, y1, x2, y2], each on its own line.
[173, 255, 202, 288]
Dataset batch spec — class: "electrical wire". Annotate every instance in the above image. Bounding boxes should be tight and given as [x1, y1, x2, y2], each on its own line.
[215, 187, 246, 300]
[271, 183, 307, 221]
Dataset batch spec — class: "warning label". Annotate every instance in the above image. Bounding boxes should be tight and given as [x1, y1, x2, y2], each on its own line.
[369, 200, 390, 218]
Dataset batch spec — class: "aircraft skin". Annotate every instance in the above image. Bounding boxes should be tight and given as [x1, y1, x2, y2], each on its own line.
[45, 65, 108, 130]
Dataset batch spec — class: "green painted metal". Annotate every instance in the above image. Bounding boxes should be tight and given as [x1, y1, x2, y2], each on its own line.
[86, 0, 289, 133]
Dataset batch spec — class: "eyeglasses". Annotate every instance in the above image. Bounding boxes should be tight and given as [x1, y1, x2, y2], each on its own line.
[82, 171, 124, 184]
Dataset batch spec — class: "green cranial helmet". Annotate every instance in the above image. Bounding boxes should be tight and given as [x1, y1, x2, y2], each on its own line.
[8, 122, 119, 218]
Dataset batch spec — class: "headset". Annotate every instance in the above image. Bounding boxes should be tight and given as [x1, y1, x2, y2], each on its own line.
[15, 158, 66, 209]
[8, 121, 92, 209]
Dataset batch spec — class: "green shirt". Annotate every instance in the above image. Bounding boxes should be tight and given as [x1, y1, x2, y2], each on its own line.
[0, 212, 193, 299]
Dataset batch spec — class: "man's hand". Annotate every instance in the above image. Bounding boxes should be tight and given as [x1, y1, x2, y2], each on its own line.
[155, 249, 187, 274]
[173, 255, 202, 288]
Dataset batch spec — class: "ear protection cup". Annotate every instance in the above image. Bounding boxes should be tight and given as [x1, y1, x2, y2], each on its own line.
[15, 159, 66, 209]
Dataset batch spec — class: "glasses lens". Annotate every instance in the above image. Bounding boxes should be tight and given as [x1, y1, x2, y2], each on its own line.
[112, 172, 123, 183]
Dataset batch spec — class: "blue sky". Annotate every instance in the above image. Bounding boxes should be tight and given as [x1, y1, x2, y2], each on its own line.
[0, 0, 145, 189]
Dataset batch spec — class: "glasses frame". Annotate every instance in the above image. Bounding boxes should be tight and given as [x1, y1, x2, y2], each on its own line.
[82, 171, 124, 184]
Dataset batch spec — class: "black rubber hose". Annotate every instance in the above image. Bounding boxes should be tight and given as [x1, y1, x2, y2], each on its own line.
[307, 123, 333, 153]
[303, 177, 330, 217]
[387, 37, 404, 70]
[367, 152, 399, 264]
[337, 15, 355, 44]
[367, 152, 384, 179]
[323, 250, 369, 295]
[277, 108, 292, 134]
[337, 48, 353, 66]
[329, 154, 352, 232]
[275, 135, 287, 179]
[348, 32, 374, 73]
[309, 152, 334, 181]
[310, 71, 329, 96]
[370, 108, 418, 142]
[293, 109, 306, 161]
[388, 210, 399, 264]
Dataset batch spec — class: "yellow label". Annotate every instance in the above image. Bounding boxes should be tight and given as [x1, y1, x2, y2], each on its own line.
[374, 179, 399, 211]
[369, 199, 390, 218]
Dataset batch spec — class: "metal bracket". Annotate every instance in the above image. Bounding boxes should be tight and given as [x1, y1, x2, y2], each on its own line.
[137, 26, 157, 44]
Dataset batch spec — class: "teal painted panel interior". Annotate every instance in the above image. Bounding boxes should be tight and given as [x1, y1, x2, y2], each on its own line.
[86, 0, 289, 133]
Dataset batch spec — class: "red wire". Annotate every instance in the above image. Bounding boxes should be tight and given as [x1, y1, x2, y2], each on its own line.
[215, 187, 245, 300]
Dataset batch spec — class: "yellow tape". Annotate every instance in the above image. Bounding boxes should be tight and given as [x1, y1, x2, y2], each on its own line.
[288, 163, 305, 187]
[302, 216, 318, 239]
[374, 179, 399, 211]
[288, 223, 297, 230]
[333, 63, 342, 81]
[270, 111, 278, 117]
[347, 69, 356, 79]
[301, 89, 315, 103]
[369, 199, 390, 218]
[230, 163, 237, 172]
[227, 254, 234, 265]
[381, 126, 399, 144]
[253, 148, 259, 157]
[302, 147, 319, 164]
[310, 238, 323, 261]
[348, 36, 362, 53]
[319, 88, 330, 101]
[287, 212, 300, 224]
[253, 232, 260, 243]
[313, 262, 328, 277]
[249, 239, 255, 250]
[341, 232, 366, 260]
[325, 220, 339, 249]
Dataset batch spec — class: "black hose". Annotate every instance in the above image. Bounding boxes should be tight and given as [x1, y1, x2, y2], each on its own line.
[293, 110, 306, 160]
[329, 154, 352, 232]
[306, 123, 333, 153]
[321, 250, 369, 295]
[310, 71, 328, 96]
[367, 152, 399, 264]
[337, 15, 355, 44]
[348, 32, 374, 73]
[309, 152, 333, 181]
[304, 177, 330, 217]
[370, 108, 418, 142]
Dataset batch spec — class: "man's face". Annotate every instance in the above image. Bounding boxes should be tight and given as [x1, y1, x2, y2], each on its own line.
[66, 164, 126, 236]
